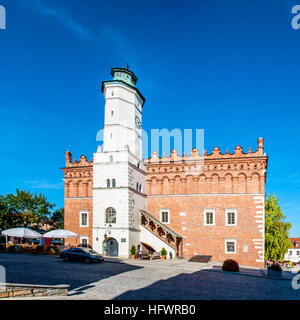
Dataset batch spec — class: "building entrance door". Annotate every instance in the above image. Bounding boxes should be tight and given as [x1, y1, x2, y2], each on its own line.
[103, 238, 119, 256]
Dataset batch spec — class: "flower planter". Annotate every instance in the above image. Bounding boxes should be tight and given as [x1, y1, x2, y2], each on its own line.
[267, 269, 282, 277]
[131, 255, 136, 259]
[161, 255, 166, 260]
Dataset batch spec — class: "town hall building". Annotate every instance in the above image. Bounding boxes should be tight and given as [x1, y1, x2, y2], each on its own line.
[62, 67, 268, 268]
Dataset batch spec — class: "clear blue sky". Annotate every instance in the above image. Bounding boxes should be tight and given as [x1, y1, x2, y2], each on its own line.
[1, 0, 300, 236]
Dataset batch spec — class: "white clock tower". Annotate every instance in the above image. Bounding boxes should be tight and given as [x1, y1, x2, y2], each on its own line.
[92, 67, 146, 257]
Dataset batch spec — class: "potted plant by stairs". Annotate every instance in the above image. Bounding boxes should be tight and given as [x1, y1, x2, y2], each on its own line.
[267, 262, 282, 277]
[130, 245, 136, 259]
[161, 247, 167, 260]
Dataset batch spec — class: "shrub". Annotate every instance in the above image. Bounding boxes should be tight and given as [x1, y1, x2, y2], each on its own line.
[160, 247, 167, 257]
[130, 245, 136, 256]
[268, 262, 282, 272]
[222, 259, 239, 272]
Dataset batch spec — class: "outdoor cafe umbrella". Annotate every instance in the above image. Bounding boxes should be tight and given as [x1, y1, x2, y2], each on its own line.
[42, 229, 78, 238]
[2, 227, 42, 238]
[42, 229, 78, 246]
[1, 227, 42, 252]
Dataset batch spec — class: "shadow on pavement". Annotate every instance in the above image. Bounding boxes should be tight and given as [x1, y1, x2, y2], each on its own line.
[112, 268, 300, 300]
[0, 253, 143, 293]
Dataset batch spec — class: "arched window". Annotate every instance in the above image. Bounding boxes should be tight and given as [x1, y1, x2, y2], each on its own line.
[106, 179, 110, 188]
[105, 207, 116, 224]
[112, 179, 116, 188]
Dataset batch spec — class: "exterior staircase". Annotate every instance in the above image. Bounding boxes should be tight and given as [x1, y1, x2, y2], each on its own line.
[140, 210, 183, 258]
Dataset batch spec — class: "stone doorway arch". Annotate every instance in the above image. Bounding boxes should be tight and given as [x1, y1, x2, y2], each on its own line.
[103, 237, 119, 257]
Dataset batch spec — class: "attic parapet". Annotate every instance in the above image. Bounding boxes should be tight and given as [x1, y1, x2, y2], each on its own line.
[145, 138, 266, 163]
[64, 151, 93, 167]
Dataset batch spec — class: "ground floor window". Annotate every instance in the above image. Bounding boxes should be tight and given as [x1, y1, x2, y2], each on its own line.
[80, 236, 89, 247]
[225, 239, 236, 254]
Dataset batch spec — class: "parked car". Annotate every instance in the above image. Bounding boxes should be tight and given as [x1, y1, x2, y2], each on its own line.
[60, 247, 104, 263]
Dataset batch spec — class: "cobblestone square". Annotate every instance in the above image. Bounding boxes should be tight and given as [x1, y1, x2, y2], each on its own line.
[0, 254, 299, 300]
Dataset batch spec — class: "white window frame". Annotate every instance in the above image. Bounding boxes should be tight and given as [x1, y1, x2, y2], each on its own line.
[225, 239, 237, 254]
[225, 208, 237, 226]
[204, 209, 215, 226]
[160, 208, 170, 225]
[80, 210, 89, 227]
[80, 236, 89, 247]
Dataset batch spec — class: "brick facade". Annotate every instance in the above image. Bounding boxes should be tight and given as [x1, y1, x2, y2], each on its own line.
[62, 138, 268, 267]
[62, 152, 93, 247]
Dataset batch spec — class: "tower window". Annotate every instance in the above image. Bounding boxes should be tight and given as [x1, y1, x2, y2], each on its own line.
[105, 207, 116, 224]
[106, 179, 110, 188]
[136, 182, 139, 191]
[111, 110, 114, 116]
[112, 179, 116, 188]
[112, 91, 114, 96]
[109, 155, 113, 163]
[139, 184, 142, 193]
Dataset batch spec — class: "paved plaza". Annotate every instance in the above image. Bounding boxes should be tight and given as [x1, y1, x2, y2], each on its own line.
[0, 253, 299, 300]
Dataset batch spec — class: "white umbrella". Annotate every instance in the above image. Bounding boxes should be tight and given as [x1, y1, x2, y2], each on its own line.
[2, 227, 42, 238]
[43, 229, 78, 239]
[1, 228, 42, 252]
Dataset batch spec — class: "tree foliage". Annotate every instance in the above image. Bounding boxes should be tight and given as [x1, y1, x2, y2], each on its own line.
[49, 208, 64, 230]
[265, 194, 292, 262]
[0, 189, 55, 231]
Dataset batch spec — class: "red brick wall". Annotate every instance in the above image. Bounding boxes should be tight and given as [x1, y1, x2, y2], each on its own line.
[64, 198, 93, 247]
[147, 195, 264, 267]
[62, 152, 93, 247]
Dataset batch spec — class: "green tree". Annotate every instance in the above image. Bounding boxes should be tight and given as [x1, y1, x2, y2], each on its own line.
[265, 194, 292, 262]
[49, 208, 64, 230]
[0, 189, 55, 231]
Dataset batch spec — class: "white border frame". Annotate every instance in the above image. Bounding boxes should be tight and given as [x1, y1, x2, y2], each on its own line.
[203, 208, 215, 226]
[160, 208, 170, 225]
[225, 239, 237, 254]
[80, 210, 89, 227]
[225, 208, 237, 226]
[80, 236, 89, 246]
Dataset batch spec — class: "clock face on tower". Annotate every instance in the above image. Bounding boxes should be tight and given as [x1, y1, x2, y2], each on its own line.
[135, 116, 141, 129]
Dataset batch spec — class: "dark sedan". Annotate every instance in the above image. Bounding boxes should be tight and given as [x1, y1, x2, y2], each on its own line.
[60, 247, 104, 263]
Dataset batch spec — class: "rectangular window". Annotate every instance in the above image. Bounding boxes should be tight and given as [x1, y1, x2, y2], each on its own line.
[160, 209, 170, 224]
[297, 251, 300, 256]
[80, 211, 89, 227]
[225, 209, 237, 226]
[225, 239, 236, 254]
[80, 236, 88, 247]
[204, 209, 215, 226]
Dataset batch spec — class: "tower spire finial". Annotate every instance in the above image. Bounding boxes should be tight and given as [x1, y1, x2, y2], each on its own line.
[126, 63, 129, 70]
